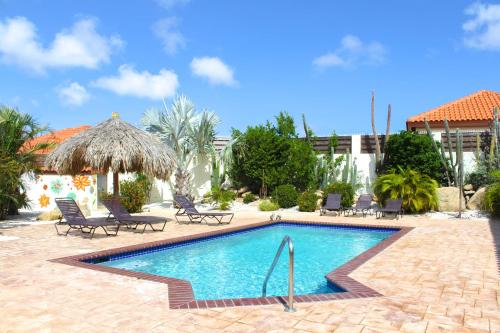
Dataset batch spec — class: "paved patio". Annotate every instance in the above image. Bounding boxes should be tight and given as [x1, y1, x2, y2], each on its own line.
[0, 209, 499, 332]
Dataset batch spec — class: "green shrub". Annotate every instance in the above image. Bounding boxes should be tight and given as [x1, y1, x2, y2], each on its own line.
[271, 184, 298, 208]
[99, 174, 151, 213]
[382, 131, 448, 185]
[373, 168, 438, 213]
[119, 175, 151, 213]
[465, 162, 495, 190]
[484, 170, 500, 217]
[259, 200, 279, 211]
[322, 182, 355, 208]
[298, 191, 319, 212]
[229, 112, 316, 193]
[243, 193, 257, 204]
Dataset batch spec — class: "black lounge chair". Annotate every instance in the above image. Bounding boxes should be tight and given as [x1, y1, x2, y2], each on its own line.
[55, 198, 120, 239]
[320, 193, 343, 216]
[174, 195, 234, 224]
[102, 198, 168, 233]
[345, 194, 373, 217]
[376, 199, 403, 220]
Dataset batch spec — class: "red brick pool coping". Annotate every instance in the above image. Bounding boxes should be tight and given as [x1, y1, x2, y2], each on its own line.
[50, 220, 413, 309]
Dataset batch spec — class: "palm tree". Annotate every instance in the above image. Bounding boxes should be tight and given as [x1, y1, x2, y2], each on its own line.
[0, 106, 51, 217]
[141, 95, 219, 197]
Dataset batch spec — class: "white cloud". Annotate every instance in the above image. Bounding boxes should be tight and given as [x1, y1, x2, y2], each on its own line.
[463, 2, 500, 50]
[156, 0, 190, 9]
[313, 35, 387, 69]
[190, 57, 236, 86]
[152, 17, 185, 55]
[92, 65, 179, 100]
[57, 82, 91, 106]
[0, 17, 122, 73]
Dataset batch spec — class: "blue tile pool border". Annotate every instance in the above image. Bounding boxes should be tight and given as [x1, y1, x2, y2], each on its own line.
[50, 219, 413, 309]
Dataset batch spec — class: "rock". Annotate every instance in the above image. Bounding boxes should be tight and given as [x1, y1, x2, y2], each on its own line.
[436, 187, 466, 212]
[464, 184, 473, 191]
[237, 186, 249, 195]
[466, 187, 486, 210]
[37, 209, 62, 221]
[464, 190, 475, 195]
[242, 191, 252, 198]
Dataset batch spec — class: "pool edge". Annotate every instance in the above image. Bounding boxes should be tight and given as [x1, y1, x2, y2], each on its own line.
[49, 220, 413, 309]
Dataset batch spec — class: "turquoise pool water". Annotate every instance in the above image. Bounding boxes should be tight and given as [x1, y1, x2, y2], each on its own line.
[98, 223, 396, 300]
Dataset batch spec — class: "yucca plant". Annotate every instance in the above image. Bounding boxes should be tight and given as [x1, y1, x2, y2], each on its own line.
[373, 167, 438, 214]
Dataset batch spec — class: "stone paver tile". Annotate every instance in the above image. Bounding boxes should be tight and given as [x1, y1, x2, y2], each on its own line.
[333, 324, 364, 333]
[463, 315, 490, 332]
[293, 319, 337, 333]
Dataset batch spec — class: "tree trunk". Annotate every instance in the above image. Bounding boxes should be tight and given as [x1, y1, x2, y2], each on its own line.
[175, 167, 192, 197]
[385, 104, 391, 150]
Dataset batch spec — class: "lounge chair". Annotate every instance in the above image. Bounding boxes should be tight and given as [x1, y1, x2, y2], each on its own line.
[174, 195, 234, 224]
[102, 198, 168, 233]
[54, 198, 120, 239]
[344, 194, 372, 217]
[376, 199, 403, 219]
[320, 193, 343, 216]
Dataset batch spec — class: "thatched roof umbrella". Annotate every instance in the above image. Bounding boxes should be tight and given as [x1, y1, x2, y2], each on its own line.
[45, 113, 176, 196]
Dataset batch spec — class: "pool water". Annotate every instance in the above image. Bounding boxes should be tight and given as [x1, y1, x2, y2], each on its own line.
[98, 223, 396, 300]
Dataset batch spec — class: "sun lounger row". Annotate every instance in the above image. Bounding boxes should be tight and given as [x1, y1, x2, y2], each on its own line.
[54, 194, 233, 239]
[320, 193, 403, 219]
[54, 198, 167, 239]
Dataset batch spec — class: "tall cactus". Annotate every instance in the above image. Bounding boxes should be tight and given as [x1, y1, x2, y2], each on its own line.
[424, 117, 464, 186]
[370, 91, 392, 172]
[489, 106, 500, 169]
[456, 130, 464, 217]
[424, 118, 451, 186]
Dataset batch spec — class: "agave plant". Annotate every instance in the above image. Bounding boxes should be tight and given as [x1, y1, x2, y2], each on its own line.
[373, 167, 438, 214]
[141, 95, 219, 197]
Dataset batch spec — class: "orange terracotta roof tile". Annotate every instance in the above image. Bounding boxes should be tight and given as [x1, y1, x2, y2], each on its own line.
[407, 90, 500, 124]
[24, 125, 91, 154]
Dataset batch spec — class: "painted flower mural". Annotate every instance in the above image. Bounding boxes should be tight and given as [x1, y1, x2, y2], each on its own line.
[66, 192, 77, 201]
[50, 178, 64, 194]
[39, 194, 50, 208]
[72, 175, 90, 191]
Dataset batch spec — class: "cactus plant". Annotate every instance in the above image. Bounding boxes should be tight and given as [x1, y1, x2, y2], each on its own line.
[371, 91, 392, 171]
[424, 117, 465, 187]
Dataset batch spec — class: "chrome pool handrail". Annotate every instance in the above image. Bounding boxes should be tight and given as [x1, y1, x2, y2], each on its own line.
[262, 235, 295, 312]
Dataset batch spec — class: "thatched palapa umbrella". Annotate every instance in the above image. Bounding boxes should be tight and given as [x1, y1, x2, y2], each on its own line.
[46, 113, 176, 196]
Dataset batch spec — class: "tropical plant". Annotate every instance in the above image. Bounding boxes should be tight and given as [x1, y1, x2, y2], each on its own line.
[271, 184, 298, 208]
[373, 168, 438, 214]
[382, 131, 448, 185]
[0, 106, 50, 218]
[208, 186, 236, 210]
[142, 95, 219, 198]
[298, 190, 319, 212]
[259, 199, 279, 211]
[322, 182, 355, 208]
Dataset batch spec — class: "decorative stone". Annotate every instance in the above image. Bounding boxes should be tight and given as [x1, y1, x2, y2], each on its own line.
[37, 209, 62, 221]
[466, 187, 486, 210]
[315, 190, 324, 209]
[436, 187, 466, 212]
[237, 186, 249, 195]
[464, 184, 473, 191]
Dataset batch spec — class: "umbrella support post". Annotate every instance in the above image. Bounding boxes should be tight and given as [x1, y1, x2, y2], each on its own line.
[113, 172, 119, 197]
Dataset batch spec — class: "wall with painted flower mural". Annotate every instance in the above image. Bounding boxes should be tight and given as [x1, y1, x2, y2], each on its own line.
[23, 174, 98, 213]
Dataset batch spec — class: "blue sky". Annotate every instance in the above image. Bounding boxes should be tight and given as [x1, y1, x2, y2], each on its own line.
[0, 0, 499, 136]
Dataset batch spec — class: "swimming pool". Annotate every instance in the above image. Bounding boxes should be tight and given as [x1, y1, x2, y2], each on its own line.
[95, 222, 397, 300]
